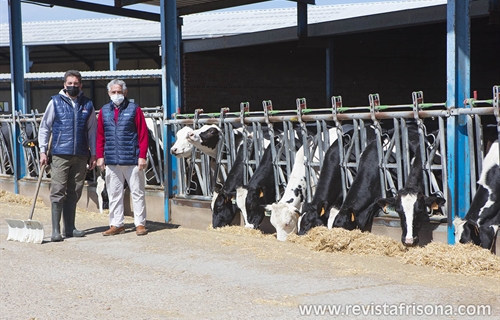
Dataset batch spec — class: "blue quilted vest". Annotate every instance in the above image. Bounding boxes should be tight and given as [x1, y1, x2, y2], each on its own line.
[101, 99, 139, 165]
[51, 94, 93, 156]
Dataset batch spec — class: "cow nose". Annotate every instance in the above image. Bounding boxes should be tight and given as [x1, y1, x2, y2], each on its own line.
[170, 148, 177, 154]
[404, 237, 417, 247]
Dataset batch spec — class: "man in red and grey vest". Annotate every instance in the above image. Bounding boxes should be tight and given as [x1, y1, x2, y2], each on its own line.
[96, 79, 149, 236]
[39, 70, 97, 242]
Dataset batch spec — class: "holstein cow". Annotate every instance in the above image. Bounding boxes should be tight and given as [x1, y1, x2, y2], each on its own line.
[297, 133, 343, 235]
[454, 140, 500, 251]
[236, 139, 279, 229]
[211, 139, 254, 228]
[187, 124, 223, 159]
[377, 147, 445, 246]
[330, 138, 386, 232]
[267, 127, 341, 240]
[265, 144, 307, 241]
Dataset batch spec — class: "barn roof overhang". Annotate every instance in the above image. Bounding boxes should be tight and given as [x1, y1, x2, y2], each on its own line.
[119, 0, 315, 16]
[27, 0, 315, 19]
[183, 0, 490, 53]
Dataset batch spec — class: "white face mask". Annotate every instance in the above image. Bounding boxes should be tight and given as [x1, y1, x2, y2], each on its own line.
[110, 94, 124, 106]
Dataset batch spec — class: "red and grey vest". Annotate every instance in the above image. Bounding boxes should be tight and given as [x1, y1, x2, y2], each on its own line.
[102, 99, 140, 165]
[51, 94, 93, 157]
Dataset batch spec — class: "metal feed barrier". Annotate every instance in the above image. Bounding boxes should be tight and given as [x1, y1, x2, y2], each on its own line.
[0, 107, 167, 188]
[167, 85, 500, 225]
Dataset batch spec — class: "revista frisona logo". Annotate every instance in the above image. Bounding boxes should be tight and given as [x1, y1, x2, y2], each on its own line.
[298, 303, 492, 316]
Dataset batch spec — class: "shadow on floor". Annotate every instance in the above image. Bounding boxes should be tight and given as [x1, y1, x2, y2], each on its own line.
[83, 220, 180, 236]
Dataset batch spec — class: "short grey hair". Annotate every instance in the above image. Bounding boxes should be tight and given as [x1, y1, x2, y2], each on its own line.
[107, 79, 127, 92]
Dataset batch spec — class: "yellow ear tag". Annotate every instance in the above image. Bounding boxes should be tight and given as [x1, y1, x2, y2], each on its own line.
[351, 213, 355, 222]
[320, 207, 325, 216]
[431, 202, 439, 210]
[259, 190, 264, 198]
[383, 205, 387, 213]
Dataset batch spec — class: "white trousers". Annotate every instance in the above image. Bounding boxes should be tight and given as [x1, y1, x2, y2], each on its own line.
[106, 165, 147, 228]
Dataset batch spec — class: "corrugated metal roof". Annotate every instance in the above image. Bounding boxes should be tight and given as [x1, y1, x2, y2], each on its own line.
[0, 69, 162, 82]
[0, 0, 447, 46]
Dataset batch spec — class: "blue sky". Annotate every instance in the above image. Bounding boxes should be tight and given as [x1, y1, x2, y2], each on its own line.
[0, 0, 383, 24]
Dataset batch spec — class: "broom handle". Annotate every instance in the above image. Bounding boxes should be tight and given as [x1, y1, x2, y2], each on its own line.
[29, 134, 52, 220]
[28, 163, 46, 220]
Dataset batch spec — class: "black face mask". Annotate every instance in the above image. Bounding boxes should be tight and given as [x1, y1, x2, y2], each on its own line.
[65, 86, 80, 97]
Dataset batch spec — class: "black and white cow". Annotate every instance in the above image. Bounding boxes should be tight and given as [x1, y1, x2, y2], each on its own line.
[211, 139, 254, 228]
[454, 140, 500, 251]
[187, 124, 223, 159]
[265, 144, 306, 240]
[267, 128, 338, 240]
[329, 138, 385, 232]
[186, 124, 256, 160]
[377, 147, 445, 246]
[236, 139, 278, 229]
[297, 133, 343, 235]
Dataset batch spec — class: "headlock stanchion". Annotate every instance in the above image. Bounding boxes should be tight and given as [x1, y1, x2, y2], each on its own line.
[0, 114, 15, 176]
[15, 110, 43, 178]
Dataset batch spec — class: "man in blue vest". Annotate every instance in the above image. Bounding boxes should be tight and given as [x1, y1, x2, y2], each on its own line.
[96, 79, 149, 236]
[39, 70, 97, 242]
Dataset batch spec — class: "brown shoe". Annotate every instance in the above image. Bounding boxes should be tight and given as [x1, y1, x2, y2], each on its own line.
[102, 226, 125, 236]
[136, 225, 148, 236]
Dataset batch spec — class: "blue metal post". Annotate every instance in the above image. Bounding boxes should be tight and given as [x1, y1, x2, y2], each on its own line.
[8, 0, 27, 193]
[446, 0, 471, 244]
[109, 42, 119, 71]
[160, 0, 179, 222]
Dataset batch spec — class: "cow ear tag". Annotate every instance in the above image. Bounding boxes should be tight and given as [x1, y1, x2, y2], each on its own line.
[351, 212, 355, 222]
[431, 202, 439, 210]
[265, 209, 272, 217]
[320, 207, 325, 216]
[259, 190, 264, 198]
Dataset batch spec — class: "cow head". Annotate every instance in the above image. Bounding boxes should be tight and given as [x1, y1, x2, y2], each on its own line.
[236, 186, 267, 229]
[379, 193, 445, 246]
[265, 203, 300, 241]
[297, 201, 329, 235]
[170, 126, 194, 158]
[332, 206, 357, 231]
[453, 217, 481, 246]
[187, 124, 222, 158]
[211, 191, 239, 228]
